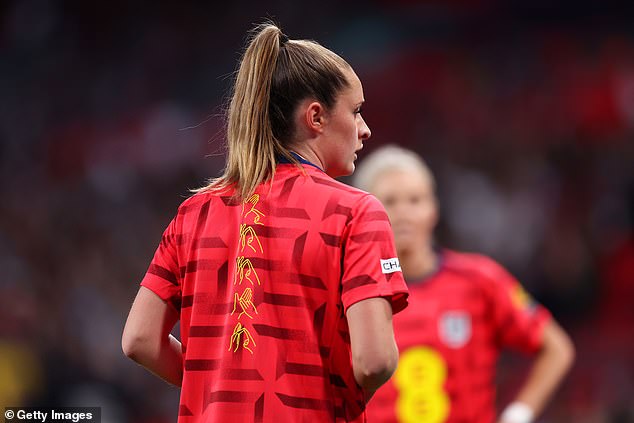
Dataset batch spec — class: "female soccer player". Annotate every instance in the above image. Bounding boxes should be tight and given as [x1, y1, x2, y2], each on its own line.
[122, 24, 408, 422]
[353, 145, 574, 423]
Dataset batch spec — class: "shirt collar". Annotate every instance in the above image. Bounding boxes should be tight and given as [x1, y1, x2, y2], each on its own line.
[277, 151, 324, 172]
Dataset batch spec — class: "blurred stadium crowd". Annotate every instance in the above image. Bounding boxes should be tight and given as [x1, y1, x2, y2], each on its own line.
[1, 1, 632, 422]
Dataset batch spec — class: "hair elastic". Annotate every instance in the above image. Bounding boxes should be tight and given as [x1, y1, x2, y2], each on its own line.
[279, 33, 289, 47]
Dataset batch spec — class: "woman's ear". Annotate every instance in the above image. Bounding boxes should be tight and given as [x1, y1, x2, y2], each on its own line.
[304, 101, 326, 134]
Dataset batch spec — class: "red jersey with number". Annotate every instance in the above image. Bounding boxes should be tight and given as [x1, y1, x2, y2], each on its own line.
[140, 162, 409, 423]
[365, 250, 551, 423]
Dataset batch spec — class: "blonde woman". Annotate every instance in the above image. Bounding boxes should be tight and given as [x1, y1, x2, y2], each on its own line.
[354, 145, 574, 423]
[122, 24, 408, 422]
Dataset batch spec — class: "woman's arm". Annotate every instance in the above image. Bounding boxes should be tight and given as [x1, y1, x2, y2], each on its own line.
[122, 286, 183, 387]
[499, 319, 575, 423]
[346, 297, 399, 399]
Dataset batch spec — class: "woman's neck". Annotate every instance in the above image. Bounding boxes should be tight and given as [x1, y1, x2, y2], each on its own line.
[399, 243, 438, 281]
[289, 147, 324, 171]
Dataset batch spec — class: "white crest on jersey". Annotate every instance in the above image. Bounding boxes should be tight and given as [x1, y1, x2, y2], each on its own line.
[438, 311, 472, 348]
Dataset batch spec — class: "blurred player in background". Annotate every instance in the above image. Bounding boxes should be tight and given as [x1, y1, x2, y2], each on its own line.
[353, 145, 574, 423]
[121, 24, 408, 422]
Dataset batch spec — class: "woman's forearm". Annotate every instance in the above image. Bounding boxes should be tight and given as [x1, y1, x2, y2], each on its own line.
[500, 320, 574, 423]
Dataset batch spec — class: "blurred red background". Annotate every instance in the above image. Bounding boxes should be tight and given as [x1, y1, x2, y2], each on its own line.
[0, 1, 632, 421]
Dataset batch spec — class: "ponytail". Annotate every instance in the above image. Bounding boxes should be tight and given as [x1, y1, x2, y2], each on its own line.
[198, 23, 351, 201]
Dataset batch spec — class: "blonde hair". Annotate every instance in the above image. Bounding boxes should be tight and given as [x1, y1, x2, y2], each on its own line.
[198, 23, 352, 200]
[352, 144, 436, 192]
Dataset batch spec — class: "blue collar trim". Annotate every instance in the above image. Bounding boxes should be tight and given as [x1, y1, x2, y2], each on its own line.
[278, 151, 324, 172]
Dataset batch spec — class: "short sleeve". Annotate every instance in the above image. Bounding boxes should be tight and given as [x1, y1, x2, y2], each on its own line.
[340, 194, 409, 315]
[140, 216, 182, 312]
[482, 258, 551, 354]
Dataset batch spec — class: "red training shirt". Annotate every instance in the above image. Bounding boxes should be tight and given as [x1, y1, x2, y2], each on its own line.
[140, 162, 409, 422]
[365, 250, 551, 423]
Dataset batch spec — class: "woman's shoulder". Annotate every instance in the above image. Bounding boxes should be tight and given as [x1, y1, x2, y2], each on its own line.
[278, 164, 372, 202]
[305, 167, 372, 199]
[175, 188, 233, 216]
[442, 249, 500, 268]
[442, 250, 517, 290]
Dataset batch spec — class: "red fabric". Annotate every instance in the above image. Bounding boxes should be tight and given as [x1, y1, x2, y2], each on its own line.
[366, 250, 551, 423]
[140, 163, 408, 422]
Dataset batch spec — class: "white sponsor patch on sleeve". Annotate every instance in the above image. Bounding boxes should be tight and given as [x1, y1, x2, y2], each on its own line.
[380, 258, 402, 274]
